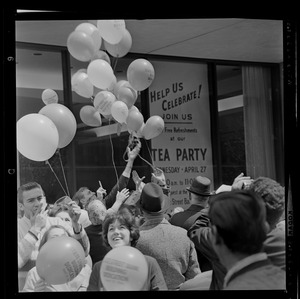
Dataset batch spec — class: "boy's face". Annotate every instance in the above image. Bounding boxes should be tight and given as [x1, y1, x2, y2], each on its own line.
[20, 187, 45, 218]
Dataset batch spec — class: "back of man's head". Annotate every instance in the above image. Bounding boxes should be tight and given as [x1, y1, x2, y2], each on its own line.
[209, 190, 268, 255]
[249, 177, 285, 228]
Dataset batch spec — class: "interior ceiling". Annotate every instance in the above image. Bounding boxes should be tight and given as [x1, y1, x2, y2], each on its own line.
[15, 18, 283, 63]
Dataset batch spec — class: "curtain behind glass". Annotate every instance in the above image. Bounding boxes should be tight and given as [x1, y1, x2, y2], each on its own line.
[242, 66, 276, 179]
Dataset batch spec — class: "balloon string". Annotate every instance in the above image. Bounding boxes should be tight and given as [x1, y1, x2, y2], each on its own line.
[45, 160, 68, 196]
[144, 140, 156, 171]
[108, 118, 120, 191]
[113, 58, 119, 72]
[56, 149, 70, 197]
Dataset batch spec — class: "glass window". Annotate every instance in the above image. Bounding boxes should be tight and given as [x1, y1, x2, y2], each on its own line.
[16, 46, 72, 203]
[216, 64, 245, 184]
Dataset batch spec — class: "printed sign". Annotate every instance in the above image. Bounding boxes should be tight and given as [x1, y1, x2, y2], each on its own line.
[148, 60, 213, 212]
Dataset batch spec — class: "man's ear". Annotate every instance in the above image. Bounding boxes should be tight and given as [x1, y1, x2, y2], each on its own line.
[18, 202, 24, 212]
[211, 225, 223, 245]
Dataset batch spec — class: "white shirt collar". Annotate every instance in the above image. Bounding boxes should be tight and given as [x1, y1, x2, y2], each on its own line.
[223, 252, 268, 288]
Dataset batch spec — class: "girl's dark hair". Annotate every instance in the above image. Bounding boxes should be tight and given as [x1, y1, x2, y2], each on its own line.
[102, 209, 140, 248]
[209, 190, 268, 255]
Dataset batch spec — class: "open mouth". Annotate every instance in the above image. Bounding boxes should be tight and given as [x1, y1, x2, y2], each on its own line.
[113, 236, 122, 241]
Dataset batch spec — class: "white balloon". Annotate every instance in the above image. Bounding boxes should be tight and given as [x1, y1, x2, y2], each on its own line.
[91, 50, 111, 65]
[142, 115, 164, 140]
[87, 59, 115, 90]
[79, 105, 102, 127]
[104, 29, 132, 58]
[72, 71, 94, 98]
[75, 22, 102, 51]
[127, 59, 155, 91]
[17, 113, 59, 161]
[41, 89, 58, 105]
[93, 91, 116, 115]
[111, 101, 129, 124]
[97, 20, 126, 44]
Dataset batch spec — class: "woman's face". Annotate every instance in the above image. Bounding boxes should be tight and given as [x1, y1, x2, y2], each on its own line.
[47, 227, 68, 241]
[107, 220, 131, 248]
[56, 211, 72, 227]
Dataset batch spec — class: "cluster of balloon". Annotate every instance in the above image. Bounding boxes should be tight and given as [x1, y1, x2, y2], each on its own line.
[67, 19, 164, 140]
[100, 246, 148, 291]
[36, 236, 85, 285]
[17, 89, 77, 162]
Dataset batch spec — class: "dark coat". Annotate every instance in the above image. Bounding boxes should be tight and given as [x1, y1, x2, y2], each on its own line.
[170, 204, 212, 272]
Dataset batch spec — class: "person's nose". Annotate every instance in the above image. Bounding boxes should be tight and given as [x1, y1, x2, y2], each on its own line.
[112, 227, 121, 235]
[34, 199, 41, 207]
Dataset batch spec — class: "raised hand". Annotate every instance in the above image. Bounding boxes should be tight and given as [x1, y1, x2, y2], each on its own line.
[67, 201, 81, 224]
[116, 188, 130, 204]
[132, 170, 146, 191]
[151, 167, 166, 187]
[231, 172, 253, 190]
[30, 202, 47, 233]
[127, 139, 141, 161]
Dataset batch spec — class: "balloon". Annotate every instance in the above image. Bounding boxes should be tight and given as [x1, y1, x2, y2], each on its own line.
[67, 30, 96, 62]
[142, 115, 164, 140]
[127, 59, 155, 91]
[93, 91, 116, 115]
[126, 109, 144, 132]
[128, 105, 139, 113]
[100, 246, 148, 291]
[113, 80, 137, 101]
[91, 49, 111, 65]
[79, 105, 102, 127]
[75, 22, 102, 52]
[39, 103, 77, 149]
[41, 89, 58, 105]
[87, 59, 115, 90]
[118, 86, 137, 108]
[36, 236, 85, 285]
[17, 113, 59, 162]
[97, 20, 126, 44]
[71, 68, 87, 85]
[136, 122, 145, 138]
[71, 71, 94, 98]
[104, 28, 132, 58]
[111, 101, 129, 124]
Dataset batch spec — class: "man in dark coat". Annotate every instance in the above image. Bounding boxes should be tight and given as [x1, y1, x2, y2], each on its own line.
[170, 176, 214, 271]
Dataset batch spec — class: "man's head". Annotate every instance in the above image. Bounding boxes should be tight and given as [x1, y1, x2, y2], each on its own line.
[249, 177, 285, 229]
[187, 176, 213, 204]
[209, 190, 268, 267]
[72, 187, 97, 209]
[86, 200, 107, 225]
[138, 182, 168, 215]
[17, 182, 46, 218]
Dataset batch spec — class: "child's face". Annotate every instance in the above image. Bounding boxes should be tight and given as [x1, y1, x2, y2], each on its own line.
[107, 220, 131, 248]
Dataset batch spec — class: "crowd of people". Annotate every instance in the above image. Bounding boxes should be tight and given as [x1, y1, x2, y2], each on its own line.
[18, 139, 286, 291]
